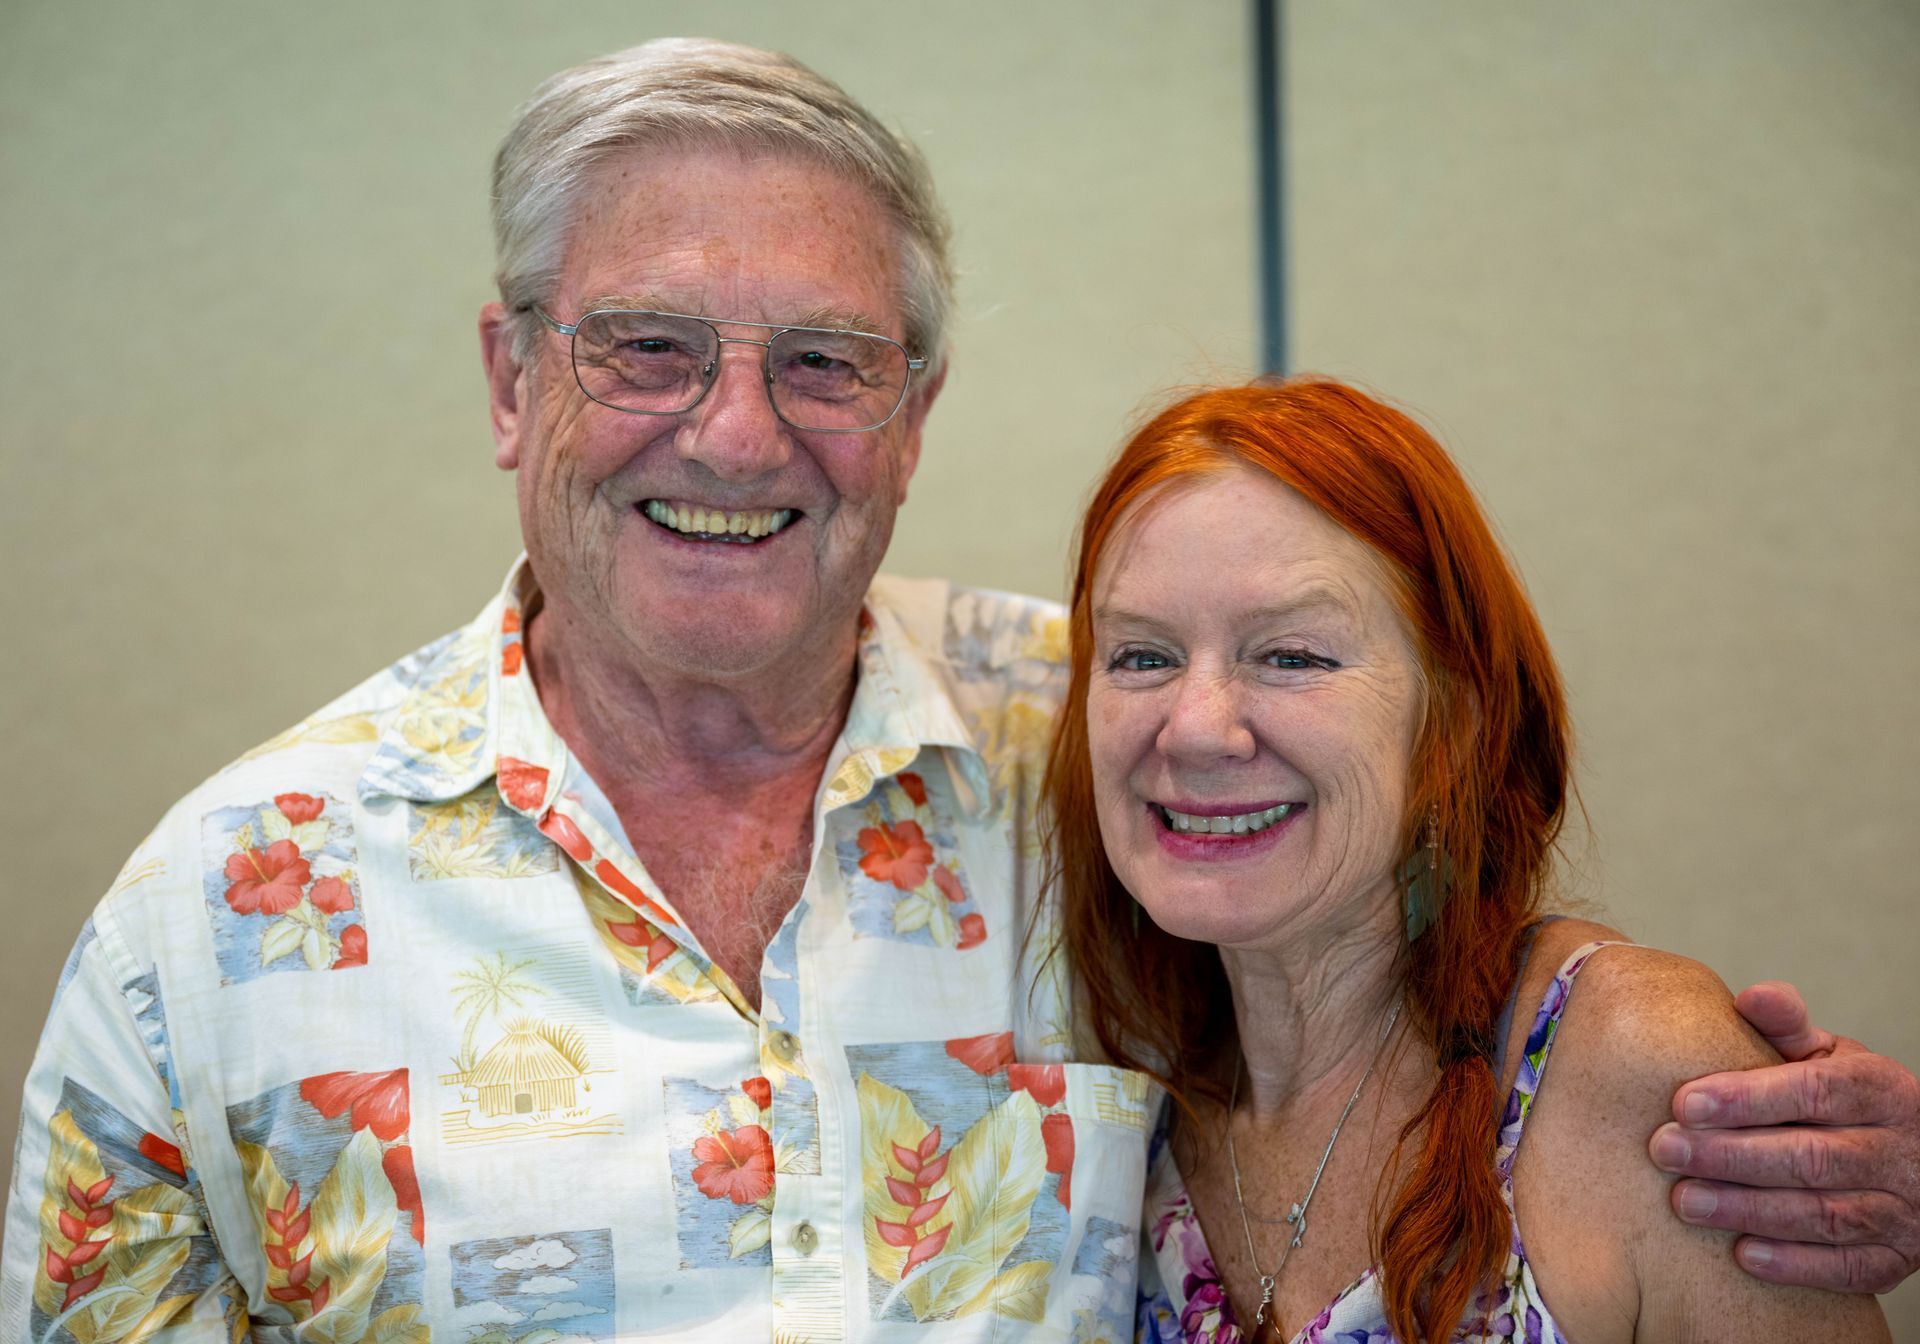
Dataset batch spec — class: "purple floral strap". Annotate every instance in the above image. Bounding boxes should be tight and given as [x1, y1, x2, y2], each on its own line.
[1493, 939, 1634, 1183]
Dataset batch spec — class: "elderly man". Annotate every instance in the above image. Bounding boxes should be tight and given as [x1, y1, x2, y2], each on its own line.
[3, 38, 1915, 1342]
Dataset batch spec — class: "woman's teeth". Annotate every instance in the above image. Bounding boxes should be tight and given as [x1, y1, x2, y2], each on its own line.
[644, 500, 795, 541]
[1156, 803, 1294, 835]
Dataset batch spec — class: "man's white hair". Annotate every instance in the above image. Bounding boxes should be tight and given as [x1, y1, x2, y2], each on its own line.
[492, 37, 953, 375]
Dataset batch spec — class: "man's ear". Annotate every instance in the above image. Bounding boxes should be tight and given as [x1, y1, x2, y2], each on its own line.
[891, 360, 947, 506]
[479, 302, 528, 470]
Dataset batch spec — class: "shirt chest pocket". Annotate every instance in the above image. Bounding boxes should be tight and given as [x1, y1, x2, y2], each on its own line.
[854, 1059, 1156, 1335]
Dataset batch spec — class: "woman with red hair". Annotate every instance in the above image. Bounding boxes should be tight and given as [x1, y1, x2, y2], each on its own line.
[1044, 379, 1886, 1341]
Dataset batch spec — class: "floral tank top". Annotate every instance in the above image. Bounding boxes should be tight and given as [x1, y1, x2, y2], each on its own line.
[1135, 941, 1627, 1344]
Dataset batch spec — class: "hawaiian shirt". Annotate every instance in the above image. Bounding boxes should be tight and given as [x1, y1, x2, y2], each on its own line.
[1, 559, 1158, 1343]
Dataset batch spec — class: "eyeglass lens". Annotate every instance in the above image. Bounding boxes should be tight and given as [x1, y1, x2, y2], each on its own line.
[569, 311, 909, 431]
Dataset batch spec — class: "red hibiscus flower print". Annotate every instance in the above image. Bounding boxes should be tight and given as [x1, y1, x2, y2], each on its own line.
[496, 756, 549, 812]
[1009, 1064, 1066, 1108]
[300, 1069, 410, 1141]
[223, 841, 312, 916]
[1042, 1112, 1074, 1208]
[501, 642, 524, 676]
[538, 809, 593, 862]
[274, 793, 325, 825]
[932, 866, 966, 905]
[742, 1077, 772, 1112]
[956, 913, 987, 950]
[138, 1132, 186, 1178]
[308, 875, 355, 915]
[501, 607, 521, 635]
[945, 1031, 1015, 1076]
[382, 1144, 425, 1245]
[897, 772, 928, 807]
[691, 1124, 775, 1205]
[333, 924, 368, 969]
[857, 819, 934, 890]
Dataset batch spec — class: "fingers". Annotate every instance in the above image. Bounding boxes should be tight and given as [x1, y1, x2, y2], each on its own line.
[1671, 1049, 1911, 1129]
[1670, 1178, 1910, 1246]
[1650, 1122, 1892, 1190]
[1730, 980, 1835, 1060]
[1728, 1235, 1915, 1295]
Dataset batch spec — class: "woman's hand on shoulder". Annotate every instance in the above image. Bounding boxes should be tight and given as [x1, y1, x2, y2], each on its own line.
[1528, 940, 1889, 1341]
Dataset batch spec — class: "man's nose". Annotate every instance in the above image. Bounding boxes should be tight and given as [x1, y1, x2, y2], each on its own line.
[1155, 670, 1258, 764]
[673, 340, 792, 480]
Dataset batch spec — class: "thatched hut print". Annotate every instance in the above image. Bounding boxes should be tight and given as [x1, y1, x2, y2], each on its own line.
[468, 1017, 590, 1117]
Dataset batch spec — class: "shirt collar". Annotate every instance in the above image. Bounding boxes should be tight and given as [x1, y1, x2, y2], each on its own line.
[357, 559, 533, 806]
[822, 575, 993, 819]
[360, 561, 991, 818]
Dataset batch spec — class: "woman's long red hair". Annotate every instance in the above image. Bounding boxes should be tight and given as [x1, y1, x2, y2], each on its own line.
[1043, 379, 1572, 1341]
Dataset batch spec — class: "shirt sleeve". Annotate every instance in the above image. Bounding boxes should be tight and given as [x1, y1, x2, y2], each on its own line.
[1, 906, 241, 1342]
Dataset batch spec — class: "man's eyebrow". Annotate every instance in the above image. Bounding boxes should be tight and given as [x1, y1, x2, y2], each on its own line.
[577, 296, 889, 335]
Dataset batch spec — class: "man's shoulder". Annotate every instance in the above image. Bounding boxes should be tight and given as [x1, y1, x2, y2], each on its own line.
[91, 615, 489, 932]
[868, 574, 1069, 683]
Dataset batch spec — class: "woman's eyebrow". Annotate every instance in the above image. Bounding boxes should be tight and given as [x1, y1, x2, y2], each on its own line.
[1094, 587, 1355, 631]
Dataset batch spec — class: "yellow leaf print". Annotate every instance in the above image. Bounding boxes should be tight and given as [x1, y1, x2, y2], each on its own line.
[956, 1258, 1054, 1323]
[34, 1115, 199, 1344]
[855, 1074, 950, 1287]
[302, 1128, 400, 1344]
[903, 1088, 1045, 1321]
[35, 1110, 107, 1324]
[236, 1141, 304, 1319]
[369, 1302, 429, 1344]
[237, 713, 379, 763]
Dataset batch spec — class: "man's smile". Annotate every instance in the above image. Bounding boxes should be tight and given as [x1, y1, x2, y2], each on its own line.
[641, 498, 800, 544]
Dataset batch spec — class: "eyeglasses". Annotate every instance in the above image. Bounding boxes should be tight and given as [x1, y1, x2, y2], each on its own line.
[531, 307, 927, 433]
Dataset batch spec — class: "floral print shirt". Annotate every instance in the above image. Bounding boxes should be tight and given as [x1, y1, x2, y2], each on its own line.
[1136, 943, 1629, 1344]
[1, 559, 1158, 1343]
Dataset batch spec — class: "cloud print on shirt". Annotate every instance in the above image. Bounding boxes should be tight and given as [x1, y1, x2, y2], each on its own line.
[519, 1275, 579, 1295]
[494, 1239, 577, 1271]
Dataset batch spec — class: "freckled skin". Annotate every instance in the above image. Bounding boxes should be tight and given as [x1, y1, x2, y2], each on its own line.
[1087, 465, 1426, 954]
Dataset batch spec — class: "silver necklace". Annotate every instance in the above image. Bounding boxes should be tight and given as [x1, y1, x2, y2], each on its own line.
[1226, 1000, 1402, 1336]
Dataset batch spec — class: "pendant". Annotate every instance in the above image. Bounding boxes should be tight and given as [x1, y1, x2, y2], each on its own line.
[1287, 1201, 1306, 1247]
[1253, 1273, 1276, 1328]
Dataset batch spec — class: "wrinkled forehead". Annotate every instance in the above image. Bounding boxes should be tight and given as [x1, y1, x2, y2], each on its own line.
[1092, 463, 1419, 642]
[560, 143, 908, 329]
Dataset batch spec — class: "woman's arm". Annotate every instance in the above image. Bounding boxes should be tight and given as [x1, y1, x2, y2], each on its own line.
[1511, 938, 1889, 1342]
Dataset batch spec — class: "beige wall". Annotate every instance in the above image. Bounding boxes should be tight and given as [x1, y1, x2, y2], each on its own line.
[0, 0, 1256, 1226]
[3, 0, 1914, 1329]
[1288, 4, 1919, 1329]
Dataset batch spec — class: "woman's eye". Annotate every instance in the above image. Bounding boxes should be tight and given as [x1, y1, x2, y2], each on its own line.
[1264, 648, 1334, 671]
[1108, 647, 1170, 673]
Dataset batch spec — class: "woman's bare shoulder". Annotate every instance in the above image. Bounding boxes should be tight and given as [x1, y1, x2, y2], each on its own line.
[1515, 932, 1889, 1340]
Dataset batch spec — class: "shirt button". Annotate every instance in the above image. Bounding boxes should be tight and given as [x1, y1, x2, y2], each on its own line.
[769, 1030, 799, 1063]
[791, 1220, 818, 1256]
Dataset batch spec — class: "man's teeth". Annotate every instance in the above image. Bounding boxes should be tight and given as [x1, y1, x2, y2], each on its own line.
[1158, 804, 1293, 835]
[643, 500, 795, 540]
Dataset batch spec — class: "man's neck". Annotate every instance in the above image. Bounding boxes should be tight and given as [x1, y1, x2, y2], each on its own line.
[523, 598, 859, 796]
[520, 596, 863, 1012]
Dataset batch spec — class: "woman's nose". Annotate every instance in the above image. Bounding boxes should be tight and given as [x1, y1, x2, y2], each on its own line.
[1155, 670, 1257, 763]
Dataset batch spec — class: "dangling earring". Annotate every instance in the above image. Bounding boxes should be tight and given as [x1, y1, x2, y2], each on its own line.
[1400, 805, 1447, 941]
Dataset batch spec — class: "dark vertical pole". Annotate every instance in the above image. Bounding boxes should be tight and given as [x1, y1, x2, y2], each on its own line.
[1254, 0, 1287, 375]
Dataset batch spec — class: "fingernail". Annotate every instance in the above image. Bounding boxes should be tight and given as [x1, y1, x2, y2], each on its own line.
[1741, 1241, 1773, 1269]
[1682, 1091, 1718, 1124]
[1651, 1127, 1691, 1170]
[1677, 1183, 1718, 1220]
